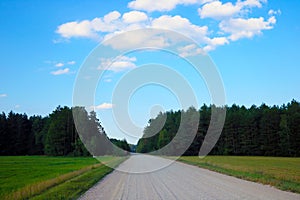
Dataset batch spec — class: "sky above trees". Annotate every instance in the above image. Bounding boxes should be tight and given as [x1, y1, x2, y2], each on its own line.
[0, 0, 300, 143]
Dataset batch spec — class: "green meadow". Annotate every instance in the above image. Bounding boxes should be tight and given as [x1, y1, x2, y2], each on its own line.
[0, 156, 126, 200]
[178, 156, 300, 193]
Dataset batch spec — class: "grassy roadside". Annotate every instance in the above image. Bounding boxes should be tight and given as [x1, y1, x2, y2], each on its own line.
[0, 156, 127, 200]
[178, 156, 300, 193]
[0, 156, 99, 197]
[31, 156, 127, 200]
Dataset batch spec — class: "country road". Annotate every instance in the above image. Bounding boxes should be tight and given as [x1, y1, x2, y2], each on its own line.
[79, 154, 299, 200]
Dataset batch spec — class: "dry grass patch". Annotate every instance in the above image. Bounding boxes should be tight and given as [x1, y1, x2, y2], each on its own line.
[178, 156, 300, 193]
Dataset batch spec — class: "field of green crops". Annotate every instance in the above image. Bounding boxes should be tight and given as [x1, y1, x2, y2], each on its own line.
[179, 156, 300, 193]
[0, 156, 126, 200]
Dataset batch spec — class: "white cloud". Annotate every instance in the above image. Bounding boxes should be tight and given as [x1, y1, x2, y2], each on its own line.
[51, 68, 70, 75]
[122, 11, 148, 23]
[204, 36, 229, 51]
[56, 10, 145, 40]
[67, 61, 76, 65]
[219, 16, 276, 41]
[0, 94, 7, 98]
[56, 13, 210, 50]
[91, 11, 122, 33]
[52, 61, 75, 67]
[178, 44, 205, 57]
[103, 11, 121, 23]
[55, 62, 64, 67]
[268, 9, 281, 16]
[128, 0, 212, 12]
[98, 56, 137, 72]
[198, 0, 266, 19]
[55, 1, 277, 52]
[152, 15, 208, 42]
[90, 18, 115, 33]
[103, 29, 170, 50]
[268, 9, 274, 15]
[93, 103, 114, 110]
[56, 20, 98, 39]
[99, 14, 209, 47]
[199, 1, 240, 19]
[209, 37, 229, 46]
[238, 0, 265, 8]
[15, 105, 20, 109]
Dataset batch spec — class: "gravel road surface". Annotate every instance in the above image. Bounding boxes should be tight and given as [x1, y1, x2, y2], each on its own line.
[79, 154, 299, 200]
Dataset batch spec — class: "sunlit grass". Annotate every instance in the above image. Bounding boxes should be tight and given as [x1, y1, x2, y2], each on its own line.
[178, 156, 300, 193]
[0, 156, 126, 200]
[31, 156, 127, 200]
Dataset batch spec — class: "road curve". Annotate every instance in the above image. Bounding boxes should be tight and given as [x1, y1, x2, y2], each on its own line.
[79, 154, 299, 200]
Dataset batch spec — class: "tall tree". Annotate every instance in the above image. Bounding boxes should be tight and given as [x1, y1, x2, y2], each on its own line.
[0, 112, 8, 155]
[286, 100, 300, 156]
[45, 106, 74, 156]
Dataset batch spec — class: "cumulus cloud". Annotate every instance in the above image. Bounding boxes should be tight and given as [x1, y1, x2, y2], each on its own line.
[103, 11, 121, 23]
[56, 11, 123, 40]
[56, 20, 98, 39]
[178, 44, 205, 57]
[55, 0, 277, 52]
[98, 56, 137, 72]
[219, 16, 276, 41]
[0, 94, 7, 98]
[56, 10, 148, 41]
[55, 62, 64, 67]
[103, 28, 171, 50]
[152, 15, 208, 42]
[122, 11, 148, 23]
[93, 103, 114, 110]
[204, 37, 229, 51]
[91, 11, 123, 33]
[128, 0, 213, 12]
[56, 14, 209, 49]
[199, 1, 240, 19]
[51, 68, 70, 75]
[209, 37, 229, 46]
[198, 0, 266, 19]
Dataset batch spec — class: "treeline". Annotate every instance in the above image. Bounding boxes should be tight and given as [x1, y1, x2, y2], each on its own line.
[0, 106, 130, 156]
[136, 100, 300, 157]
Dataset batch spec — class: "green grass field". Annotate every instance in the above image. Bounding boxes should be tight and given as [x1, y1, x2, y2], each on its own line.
[178, 156, 300, 193]
[0, 156, 126, 200]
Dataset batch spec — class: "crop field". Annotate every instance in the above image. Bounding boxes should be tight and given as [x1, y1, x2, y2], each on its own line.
[178, 156, 300, 193]
[0, 156, 126, 200]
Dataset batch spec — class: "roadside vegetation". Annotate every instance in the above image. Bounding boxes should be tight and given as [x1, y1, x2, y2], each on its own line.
[178, 156, 300, 193]
[0, 156, 126, 200]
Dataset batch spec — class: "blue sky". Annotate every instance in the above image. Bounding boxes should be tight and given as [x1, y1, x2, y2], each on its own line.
[1, 0, 300, 144]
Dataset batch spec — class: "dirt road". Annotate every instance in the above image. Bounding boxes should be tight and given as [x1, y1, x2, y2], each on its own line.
[79, 154, 299, 200]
